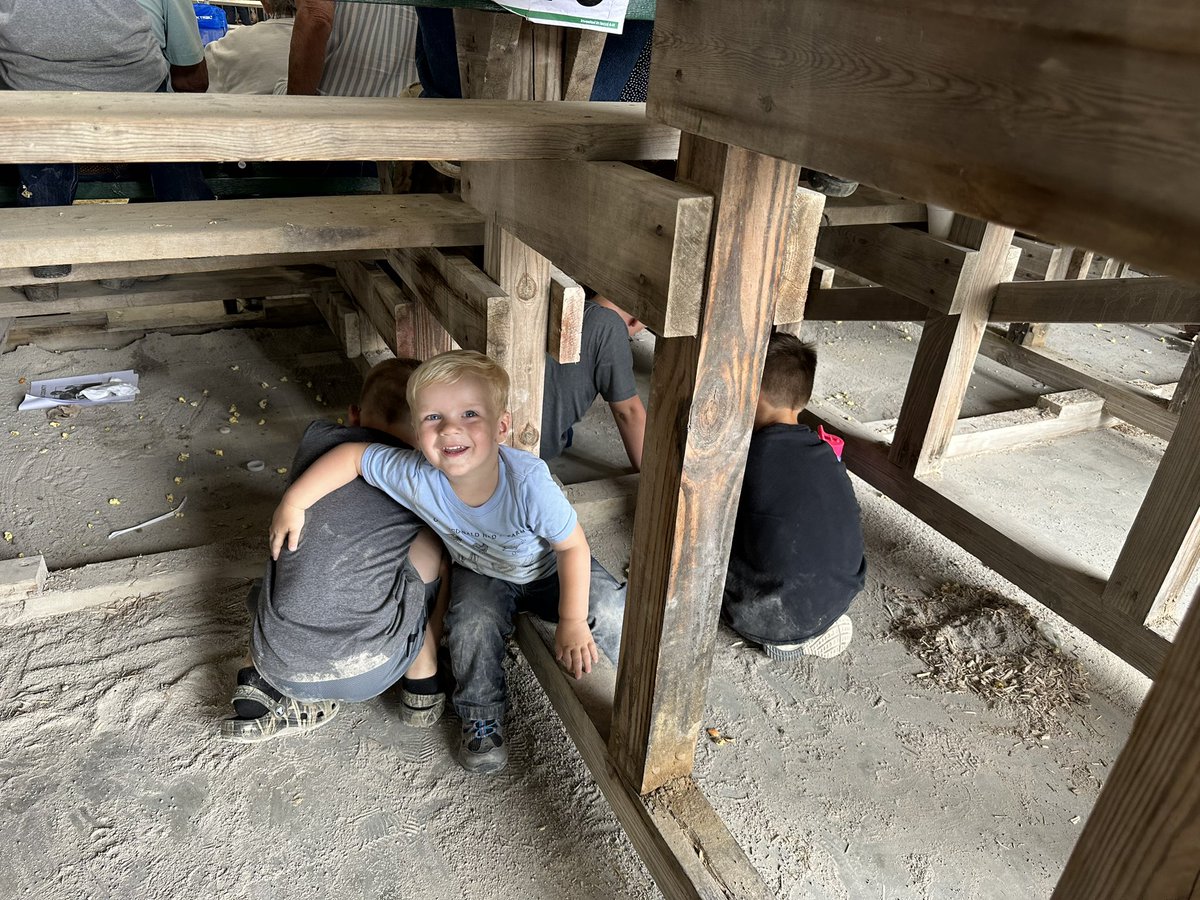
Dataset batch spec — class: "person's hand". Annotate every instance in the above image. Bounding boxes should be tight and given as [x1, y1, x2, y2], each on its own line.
[269, 502, 306, 559]
[555, 619, 598, 679]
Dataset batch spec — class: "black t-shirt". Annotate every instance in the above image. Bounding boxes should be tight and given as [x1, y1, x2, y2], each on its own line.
[723, 423, 867, 644]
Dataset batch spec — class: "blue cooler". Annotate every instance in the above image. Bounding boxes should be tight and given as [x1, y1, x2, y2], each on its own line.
[193, 3, 228, 45]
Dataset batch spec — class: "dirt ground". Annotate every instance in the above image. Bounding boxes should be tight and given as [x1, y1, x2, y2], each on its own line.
[1, 307, 1188, 898]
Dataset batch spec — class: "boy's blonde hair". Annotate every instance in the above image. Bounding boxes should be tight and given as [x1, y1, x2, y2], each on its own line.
[359, 357, 420, 427]
[406, 350, 510, 421]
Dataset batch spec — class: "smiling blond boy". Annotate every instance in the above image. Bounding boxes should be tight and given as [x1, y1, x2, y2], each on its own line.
[270, 350, 625, 774]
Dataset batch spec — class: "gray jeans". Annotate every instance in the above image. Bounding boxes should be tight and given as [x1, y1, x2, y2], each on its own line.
[445, 558, 625, 722]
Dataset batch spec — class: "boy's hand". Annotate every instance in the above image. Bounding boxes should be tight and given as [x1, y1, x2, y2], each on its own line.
[269, 502, 306, 560]
[555, 619, 598, 680]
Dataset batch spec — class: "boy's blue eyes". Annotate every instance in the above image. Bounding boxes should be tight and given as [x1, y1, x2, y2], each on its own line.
[422, 411, 480, 422]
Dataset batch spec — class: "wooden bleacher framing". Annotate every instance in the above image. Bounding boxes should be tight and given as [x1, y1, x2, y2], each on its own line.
[2, 0, 1199, 895]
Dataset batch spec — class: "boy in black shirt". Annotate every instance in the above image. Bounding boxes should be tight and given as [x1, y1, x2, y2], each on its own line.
[723, 333, 866, 660]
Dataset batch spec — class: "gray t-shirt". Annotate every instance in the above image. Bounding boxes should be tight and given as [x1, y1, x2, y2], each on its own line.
[251, 421, 427, 686]
[0, 0, 167, 92]
[540, 301, 639, 461]
[360, 443, 577, 583]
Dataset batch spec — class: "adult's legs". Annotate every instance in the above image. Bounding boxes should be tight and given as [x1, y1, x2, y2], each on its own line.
[148, 164, 215, 202]
[15, 164, 77, 296]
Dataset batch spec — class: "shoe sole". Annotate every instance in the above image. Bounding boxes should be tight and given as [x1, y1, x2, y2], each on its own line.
[764, 615, 853, 661]
[220, 700, 340, 744]
[459, 751, 508, 775]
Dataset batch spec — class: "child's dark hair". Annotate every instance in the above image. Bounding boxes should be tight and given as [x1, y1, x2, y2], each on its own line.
[761, 331, 817, 411]
[359, 358, 420, 428]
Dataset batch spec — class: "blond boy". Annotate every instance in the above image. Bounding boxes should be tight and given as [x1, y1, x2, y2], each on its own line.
[270, 350, 625, 774]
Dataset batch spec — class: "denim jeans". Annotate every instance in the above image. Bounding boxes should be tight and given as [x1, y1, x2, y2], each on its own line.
[414, 9, 653, 101]
[445, 557, 626, 721]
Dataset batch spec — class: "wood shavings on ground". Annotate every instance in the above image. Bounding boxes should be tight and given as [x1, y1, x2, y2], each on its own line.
[886, 581, 1089, 736]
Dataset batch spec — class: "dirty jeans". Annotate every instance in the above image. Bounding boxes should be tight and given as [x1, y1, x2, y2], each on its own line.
[445, 558, 625, 722]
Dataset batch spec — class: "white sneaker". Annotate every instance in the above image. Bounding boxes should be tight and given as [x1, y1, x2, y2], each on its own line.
[763, 615, 853, 661]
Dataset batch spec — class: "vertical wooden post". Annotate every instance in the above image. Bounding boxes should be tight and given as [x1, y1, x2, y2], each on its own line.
[608, 134, 808, 794]
[1167, 337, 1200, 416]
[1102, 380, 1200, 622]
[888, 216, 1016, 476]
[1050, 586, 1200, 900]
[1008, 243, 1075, 348]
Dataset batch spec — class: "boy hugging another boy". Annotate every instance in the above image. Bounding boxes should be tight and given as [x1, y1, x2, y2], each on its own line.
[723, 332, 867, 661]
[270, 350, 625, 775]
[223, 358, 448, 743]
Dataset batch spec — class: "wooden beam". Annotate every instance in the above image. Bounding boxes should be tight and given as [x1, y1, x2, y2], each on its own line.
[803, 402, 1170, 677]
[0, 250, 374, 289]
[1168, 339, 1200, 416]
[610, 136, 804, 794]
[803, 285, 928, 321]
[978, 329, 1178, 440]
[992, 277, 1200, 324]
[647, 0, 1200, 282]
[514, 615, 771, 900]
[548, 267, 584, 364]
[1010, 236, 1064, 281]
[774, 187, 826, 326]
[311, 287, 363, 359]
[0, 556, 48, 605]
[0, 267, 333, 319]
[463, 160, 714, 338]
[1, 195, 485, 271]
[1051, 586, 1200, 899]
[1103, 381, 1200, 622]
[0, 94, 681, 162]
[562, 29, 607, 101]
[335, 259, 414, 358]
[889, 218, 1016, 474]
[820, 185, 927, 227]
[386, 248, 509, 359]
[941, 390, 1116, 459]
[815, 225, 971, 315]
[453, 9, 524, 101]
[562, 474, 640, 531]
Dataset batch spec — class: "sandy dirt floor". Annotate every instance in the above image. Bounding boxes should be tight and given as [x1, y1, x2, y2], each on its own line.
[1, 310, 1189, 898]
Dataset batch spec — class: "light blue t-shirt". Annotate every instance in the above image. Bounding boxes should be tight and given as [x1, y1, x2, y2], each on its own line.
[360, 443, 577, 584]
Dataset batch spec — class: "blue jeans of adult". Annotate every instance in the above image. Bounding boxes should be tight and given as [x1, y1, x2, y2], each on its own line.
[445, 557, 626, 722]
[414, 8, 653, 101]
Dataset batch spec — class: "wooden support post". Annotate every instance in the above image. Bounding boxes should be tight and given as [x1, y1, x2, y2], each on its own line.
[483, 224, 550, 454]
[888, 217, 1016, 475]
[1051, 586, 1200, 900]
[1006, 238, 1074, 347]
[1168, 338, 1200, 416]
[562, 29, 607, 101]
[1102, 379, 1200, 622]
[774, 187, 826, 327]
[609, 134, 808, 794]
[453, 9, 524, 100]
[548, 267, 584, 364]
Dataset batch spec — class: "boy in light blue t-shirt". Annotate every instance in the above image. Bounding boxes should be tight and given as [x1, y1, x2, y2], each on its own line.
[270, 350, 625, 775]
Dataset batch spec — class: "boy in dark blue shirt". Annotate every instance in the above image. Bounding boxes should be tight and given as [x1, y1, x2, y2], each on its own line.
[723, 332, 867, 660]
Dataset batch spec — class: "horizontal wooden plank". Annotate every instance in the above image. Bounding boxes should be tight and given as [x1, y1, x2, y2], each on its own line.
[815, 225, 970, 315]
[0, 94, 680, 163]
[0, 195, 485, 270]
[821, 185, 927, 227]
[803, 401, 1170, 677]
[0, 267, 329, 319]
[463, 160, 713, 337]
[943, 392, 1116, 459]
[803, 285, 928, 321]
[978, 329, 1177, 440]
[992, 277, 1200, 324]
[648, 0, 1200, 282]
[0, 250, 374, 290]
[514, 615, 770, 900]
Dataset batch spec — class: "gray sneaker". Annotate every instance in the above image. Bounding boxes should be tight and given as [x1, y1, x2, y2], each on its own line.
[459, 718, 507, 775]
[763, 614, 854, 661]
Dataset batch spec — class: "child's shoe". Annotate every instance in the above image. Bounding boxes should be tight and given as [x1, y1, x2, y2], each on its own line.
[459, 718, 507, 775]
[763, 615, 853, 661]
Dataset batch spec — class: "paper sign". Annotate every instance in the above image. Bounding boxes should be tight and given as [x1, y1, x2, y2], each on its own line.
[18, 370, 140, 411]
[497, 0, 630, 34]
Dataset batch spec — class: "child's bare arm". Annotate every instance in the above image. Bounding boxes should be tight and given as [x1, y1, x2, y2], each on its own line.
[552, 523, 598, 679]
[269, 442, 368, 559]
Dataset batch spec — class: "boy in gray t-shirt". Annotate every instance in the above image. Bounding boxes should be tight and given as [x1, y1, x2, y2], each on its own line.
[221, 359, 448, 743]
[270, 350, 625, 775]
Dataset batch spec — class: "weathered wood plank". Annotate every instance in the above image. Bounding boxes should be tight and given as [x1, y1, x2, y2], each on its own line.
[803, 285, 928, 321]
[888, 218, 1016, 474]
[610, 136, 804, 794]
[775, 187, 827, 326]
[992, 277, 1200, 324]
[1168, 339, 1200, 416]
[820, 185, 927, 227]
[942, 390, 1116, 459]
[804, 402, 1170, 677]
[1103, 383, 1200, 622]
[1051, 587, 1200, 899]
[549, 267, 584, 365]
[0, 556, 48, 605]
[815, 225, 970, 315]
[648, 0, 1200, 281]
[453, 9, 524, 101]
[463, 160, 714, 338]
[1, 195, 485, 270]
[562, 29, 607, 101]
[0, 94, 681, 162]
[978, 329, 1178, 440]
